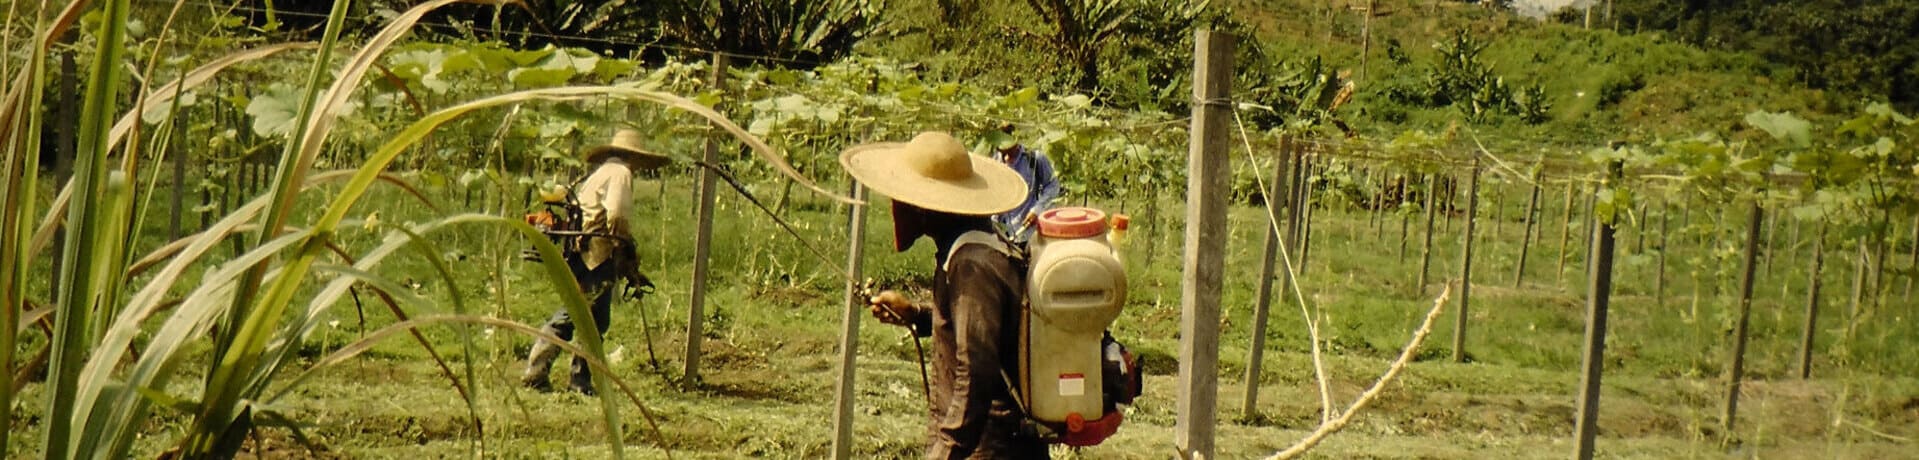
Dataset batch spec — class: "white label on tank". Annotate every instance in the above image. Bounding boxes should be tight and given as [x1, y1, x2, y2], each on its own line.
[1058, 373, 1086, 396]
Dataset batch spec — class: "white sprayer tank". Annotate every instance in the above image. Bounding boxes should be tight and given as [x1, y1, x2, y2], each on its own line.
[1024, 207, 1127, 425]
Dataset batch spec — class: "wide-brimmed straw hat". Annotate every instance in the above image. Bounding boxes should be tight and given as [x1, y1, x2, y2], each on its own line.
[583, 129, 671, 169]
[840, 131, 1029, 216]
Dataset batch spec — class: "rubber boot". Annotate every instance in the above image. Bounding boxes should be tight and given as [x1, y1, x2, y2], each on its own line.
[521, 338, 561, 392]
[568, 356, 596, 396]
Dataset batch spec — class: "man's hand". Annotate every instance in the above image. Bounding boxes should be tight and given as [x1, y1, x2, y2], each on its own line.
[867, 290, 918, 327]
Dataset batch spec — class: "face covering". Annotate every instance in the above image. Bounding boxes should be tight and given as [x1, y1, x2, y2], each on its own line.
[892, 200, 926, 252]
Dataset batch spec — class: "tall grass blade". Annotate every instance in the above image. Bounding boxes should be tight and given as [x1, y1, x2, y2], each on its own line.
[0, 3, 50, 454]
[25, 42, 316, 278]
[45, 0, 132, 457]
[0, 0, 88, 142]
[190, 0, 362, 454]
[79, 227, 319, 458]
[72, 171, 408, 458]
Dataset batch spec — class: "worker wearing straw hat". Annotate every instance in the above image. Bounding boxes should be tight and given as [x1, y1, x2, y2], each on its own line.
[522, 129, 670, 395]
[846, 132, 1048, 458]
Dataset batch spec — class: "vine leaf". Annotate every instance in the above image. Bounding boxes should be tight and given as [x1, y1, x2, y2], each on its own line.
[1743, 110, 1811, 148]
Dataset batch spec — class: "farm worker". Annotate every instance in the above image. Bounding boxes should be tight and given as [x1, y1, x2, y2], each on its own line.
[984, 123, 1060, 242]
[521, 129, 669, 395]
[843, 132, 1048, 459]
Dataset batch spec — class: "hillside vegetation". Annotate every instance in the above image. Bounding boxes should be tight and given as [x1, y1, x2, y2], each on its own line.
[870, 0, 1844, 145]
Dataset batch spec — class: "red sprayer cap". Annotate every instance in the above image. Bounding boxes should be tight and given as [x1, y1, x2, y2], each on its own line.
[1037, 207, 1108, 238]
[1110, 214, 1130, 231]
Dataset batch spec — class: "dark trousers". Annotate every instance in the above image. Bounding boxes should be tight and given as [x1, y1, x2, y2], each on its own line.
[541, 256, 617, 390]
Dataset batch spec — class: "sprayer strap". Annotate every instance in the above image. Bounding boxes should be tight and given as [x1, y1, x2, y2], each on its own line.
[942, 231, 1014, 272]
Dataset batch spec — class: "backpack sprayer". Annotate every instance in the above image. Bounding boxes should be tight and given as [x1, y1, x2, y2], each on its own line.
[521, 185, 582, 263]
[520, 184, 656, 303]
[1013, 206, 1141, 446]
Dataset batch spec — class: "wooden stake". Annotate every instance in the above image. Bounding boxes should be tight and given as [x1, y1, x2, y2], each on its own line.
[1491, 178, 1507, 240]
[1906, 214, 1917, 300]
[1572, 161, 1622, 460]
[1398, 174, 1411, 262]
[1417, 173, 1438, 295]
[1175, 30, 1234, 460]
[1797, 224, 1826, 379]
[1580, 183, 1598, 291]
[830, 183, 868, 459]
[1453, 158, 1480, 363]
[1722, 203, 1764, 436]
[1557, 181, 1574, 282]
[1655, 202, 1670, 304]
[1299, 157, 1317, 272]
[1514, 170, 1541, 288]
[684, 52, 728, 385]
[1242, 140, 1293, 419]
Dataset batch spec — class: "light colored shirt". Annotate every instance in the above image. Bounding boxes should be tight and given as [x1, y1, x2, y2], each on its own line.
[576, 158, 633, 269]
[993, 146, 1061, 238]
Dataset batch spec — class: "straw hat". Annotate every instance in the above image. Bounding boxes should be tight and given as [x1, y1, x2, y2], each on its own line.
[840, 131, 1029, 216]
[583, 129, 671, 169]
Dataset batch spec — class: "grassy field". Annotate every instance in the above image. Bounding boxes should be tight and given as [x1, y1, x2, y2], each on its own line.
[9, 169, 1916, 459]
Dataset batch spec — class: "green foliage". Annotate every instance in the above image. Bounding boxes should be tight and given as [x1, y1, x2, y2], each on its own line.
[408, 0, 886, 67]
[1381, 31, 1549, 125]
[1018, 0, 1207, 93]
[1606, 0, 1919, 111]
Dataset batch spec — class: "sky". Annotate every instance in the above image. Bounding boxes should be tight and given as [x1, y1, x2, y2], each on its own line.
[1514, 0, 1583, 18]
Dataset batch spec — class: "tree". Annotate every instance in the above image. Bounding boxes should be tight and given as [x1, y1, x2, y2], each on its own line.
[1020, 0, 1208, 94]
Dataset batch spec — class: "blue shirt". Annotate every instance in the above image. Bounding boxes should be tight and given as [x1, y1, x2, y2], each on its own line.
[993, 146, 1061, 238]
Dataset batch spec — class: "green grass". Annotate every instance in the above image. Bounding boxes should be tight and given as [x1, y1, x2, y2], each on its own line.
[16, 164, 1915, 457]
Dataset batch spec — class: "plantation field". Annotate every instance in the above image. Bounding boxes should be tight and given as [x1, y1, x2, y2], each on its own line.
[12, 173, 1913, 459]
[6, 0, 1917, 458]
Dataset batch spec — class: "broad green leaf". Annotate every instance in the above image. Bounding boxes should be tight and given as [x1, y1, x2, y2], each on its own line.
[1743, 110, 1811, 147]
[1865, 102, 1914, 125]
[387, 48, 452, 93]
[1003, 87, 1040, 107]
[246, 87, 301, 138]
[592, 57, 638, 81]
[508, 67, 576, 87]
[748, 118, 777, 137]
[1057, 93, 1093, 109]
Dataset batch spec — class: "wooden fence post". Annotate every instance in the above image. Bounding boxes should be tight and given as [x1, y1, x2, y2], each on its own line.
[1905, 214, 1917, 300]
[1557, 181, 1574, 281]
[1514, 170, 1542, 288]
[1797, 224, 1826, 379]
[168, 106, 187, 240]
[1416, 173, 1438, 294]
[1572, 161, 1622, 460]
[1491, 178, 1507, 239]
[830, 183, 868, 459]
[1176, 30, 1233, 460]
[1298, 155, 1317, 272]
[1580, 183, 1597, 291]
[684, 52, 728, 385]
[1452, 156, 1480, 363]
[1722, 202, 1765, 436]
[1398, 174, 1411, 262]
[1655, 202, 1670, 304]
[1242, 139, 1293, 419]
